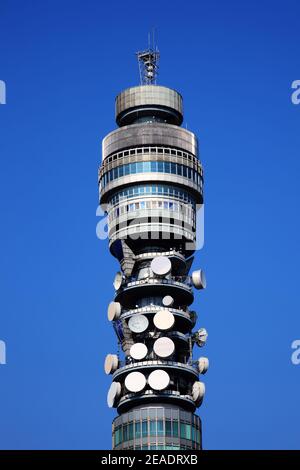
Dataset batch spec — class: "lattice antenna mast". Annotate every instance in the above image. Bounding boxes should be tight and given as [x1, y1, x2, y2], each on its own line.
[136, 31, 160, 85]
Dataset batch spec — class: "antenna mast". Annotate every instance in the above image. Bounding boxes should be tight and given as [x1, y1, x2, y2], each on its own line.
[136, 30, 160, 85]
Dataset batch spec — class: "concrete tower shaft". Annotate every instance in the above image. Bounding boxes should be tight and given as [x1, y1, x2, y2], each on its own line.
[99, 74, 207, 451]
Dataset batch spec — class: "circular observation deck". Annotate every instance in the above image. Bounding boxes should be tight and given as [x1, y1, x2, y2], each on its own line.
[115, 85, 183, 127]
[101, 122, 198, 161]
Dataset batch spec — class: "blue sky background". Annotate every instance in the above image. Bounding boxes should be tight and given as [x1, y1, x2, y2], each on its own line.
[0, 0, 300, 450]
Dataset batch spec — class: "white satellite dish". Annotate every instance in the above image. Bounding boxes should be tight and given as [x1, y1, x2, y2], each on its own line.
[107, 381, 121, 408]
[113, 272, 123, 290]
[107, 301, 121, 321]
[130, 343, 148, 360]
[124, 372, 146, 393]
[151, 256, 172, 277]
[192, 381, 205, 404]
[197, 357, 209, 374]
[148, 369, 170, 391]
[162, 295, 174, 307]
[195, 328, 208, 347]
[104, 354, 119, 375]
[153, 310, 175, 331]
[128, 314, 149, 333]
[191, 270, 206, 290]
[153, 337, 175, 358]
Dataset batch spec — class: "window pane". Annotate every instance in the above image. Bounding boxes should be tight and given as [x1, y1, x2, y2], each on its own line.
[135, 422, 141, 439]
[182, 166, 187, 177]
[164, 162, 170, 173]
[119, 166, 124, 177]
[186, 424, 192, 440]
[157, 161, 164, 172]
[173, 421, 178, 437]
[124, 164, 129, 175]
[144, 161, 151, 172]
[128, 423, 134, 440]
[142, 421, 148, 437]
[136, 162, 143, 173]
[130, 162, 136, 174]
[123, 424, 128, 442]
[165, 421, 172, 437]
[192, 425, 195, 442]
[157, 420, 164, 436]
[180, 423, 186, 439]
[150, 420, 156, 436]
[151, 161, 157, 172]
[171, 163, 177, 174]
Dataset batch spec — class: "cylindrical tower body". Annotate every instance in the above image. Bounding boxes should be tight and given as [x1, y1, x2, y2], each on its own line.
[99, 83, 207, 451]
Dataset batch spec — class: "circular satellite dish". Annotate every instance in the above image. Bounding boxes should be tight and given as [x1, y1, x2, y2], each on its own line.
[104, 354, 119, 375]
[197, 357, 209, 374]
[195, 328, 208, 347]
[128, 314, 149, 333]
[113, 272, 123, 291]
[192, 381, 205, 404]
[153, 310, 175, 331]
[107, 381, 121, 408]
[153, 337, 175, 358]
[148, 370, 170, 391]
[107, 302, 121, 321]
[191, 270, 206, 290]
[151, 256, 172, 277]
[124, 372, 146, 393]
[162, 295, 174, 307]
[130, 343, 148, 360]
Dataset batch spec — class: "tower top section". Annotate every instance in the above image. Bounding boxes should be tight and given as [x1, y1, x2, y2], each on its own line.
[136, 43, 160, 85]
[115, 85, 183, 127]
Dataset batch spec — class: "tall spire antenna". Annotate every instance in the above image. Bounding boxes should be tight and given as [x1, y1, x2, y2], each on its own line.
[136, 30, 160, 85]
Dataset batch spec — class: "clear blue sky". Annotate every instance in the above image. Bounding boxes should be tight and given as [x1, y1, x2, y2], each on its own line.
[0, 0, 300, 450]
